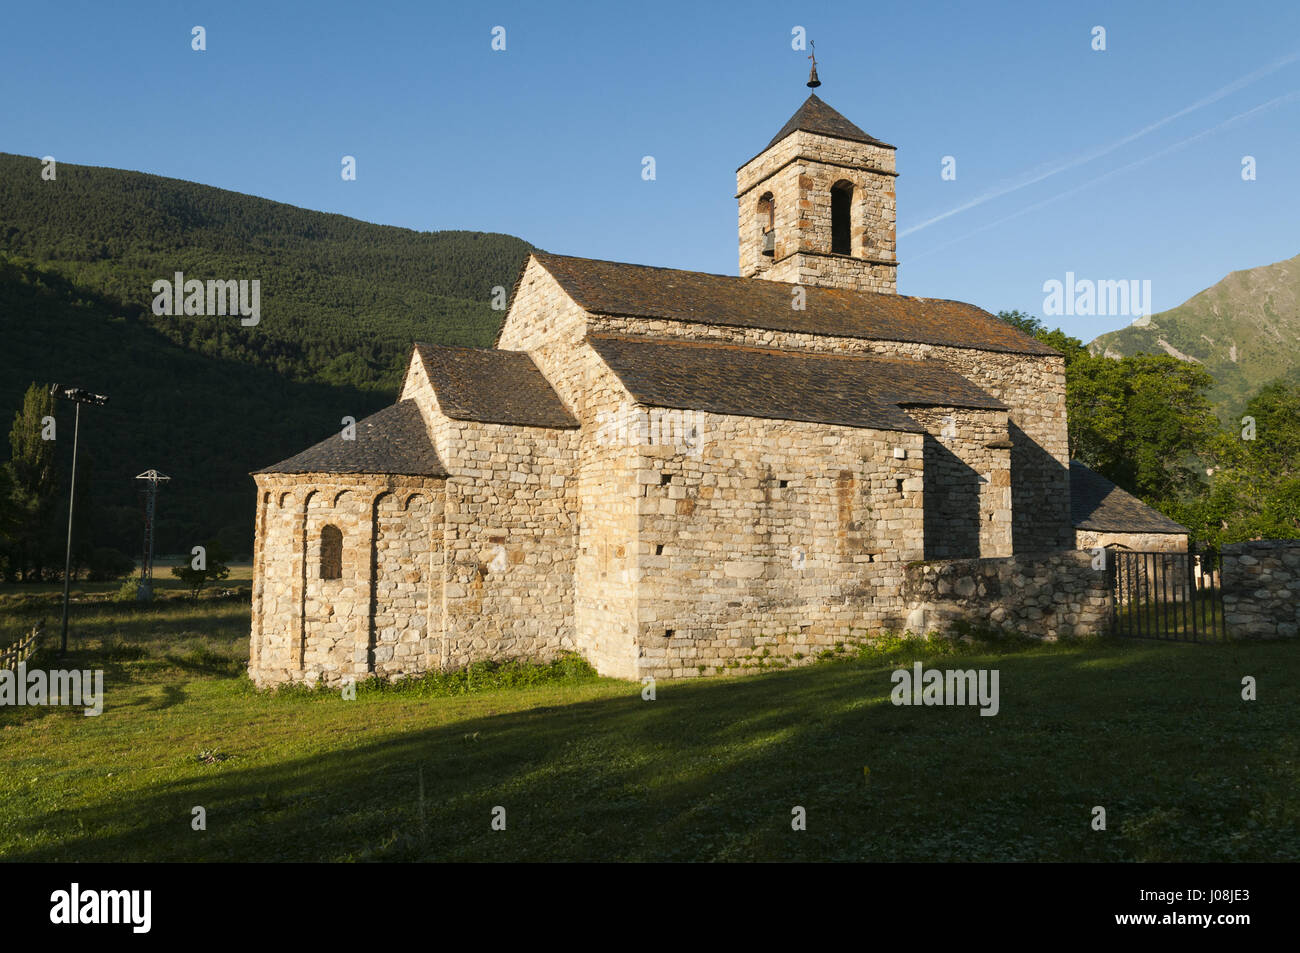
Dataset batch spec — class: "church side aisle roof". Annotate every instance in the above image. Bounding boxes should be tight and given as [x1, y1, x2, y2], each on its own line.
[588, 333, 1006, 432]
[1069, 461, 1188, 534]
[529, 252, 1057, 356]
[764, 93, 894, 151]
[413, 344, 579, 429]
[254, 399, 446, 477]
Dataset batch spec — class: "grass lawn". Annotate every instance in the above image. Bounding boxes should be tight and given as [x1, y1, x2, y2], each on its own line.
[0, 594, 1297, 862]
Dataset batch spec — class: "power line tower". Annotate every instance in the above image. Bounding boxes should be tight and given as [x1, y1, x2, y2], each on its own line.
[135, 469, 170, 602]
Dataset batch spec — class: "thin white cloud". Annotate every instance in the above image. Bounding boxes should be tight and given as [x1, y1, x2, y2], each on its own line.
[901, 49, 1300, 238]
[906, 89, 1300, 263]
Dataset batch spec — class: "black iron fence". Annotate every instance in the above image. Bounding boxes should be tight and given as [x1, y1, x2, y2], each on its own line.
[1109, 549, 1224, 641]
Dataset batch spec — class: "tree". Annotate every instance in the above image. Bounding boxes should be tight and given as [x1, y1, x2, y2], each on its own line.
[1175, 380, 1300, 545]
[3, 383, 58, 580]
[996, 308, 1224, 528]
[0, 464, 18, 581]
[170, 540, 231, 600]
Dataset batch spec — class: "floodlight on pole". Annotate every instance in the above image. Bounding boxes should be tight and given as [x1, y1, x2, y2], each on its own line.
[48, 383, 110, 655]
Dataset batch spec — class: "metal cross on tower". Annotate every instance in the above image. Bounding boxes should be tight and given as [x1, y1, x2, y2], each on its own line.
[135, 469, 170, 602]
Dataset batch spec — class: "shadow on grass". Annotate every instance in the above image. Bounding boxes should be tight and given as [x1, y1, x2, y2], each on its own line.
[6, 639, 1296, 863]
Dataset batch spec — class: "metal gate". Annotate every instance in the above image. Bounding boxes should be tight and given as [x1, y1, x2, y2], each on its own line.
[1109, 549, 1225, 641]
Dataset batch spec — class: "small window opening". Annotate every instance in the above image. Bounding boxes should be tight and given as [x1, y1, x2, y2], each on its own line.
[660, 473, 672, 485]
[655, 544, 665, 555]
[320, 524, 343, 580]
[831, 181, 853, 255]
[758, 192, 775, 257]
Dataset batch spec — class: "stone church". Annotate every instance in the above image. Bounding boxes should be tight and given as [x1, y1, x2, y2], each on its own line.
[248, 76, 1072, 688]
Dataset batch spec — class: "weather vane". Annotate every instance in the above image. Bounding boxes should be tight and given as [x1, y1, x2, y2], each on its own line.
[807, 40, 821, 88]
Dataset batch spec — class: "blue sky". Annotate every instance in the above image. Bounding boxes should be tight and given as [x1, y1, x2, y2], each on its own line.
[4, 0, 1299, 342]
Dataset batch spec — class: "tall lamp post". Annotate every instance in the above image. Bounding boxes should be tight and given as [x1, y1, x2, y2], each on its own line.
[48, 384, 110, 655]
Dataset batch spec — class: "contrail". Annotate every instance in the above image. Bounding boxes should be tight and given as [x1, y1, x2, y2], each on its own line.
[901, 48, 1300, 238]
[906, 89, 1300, 264]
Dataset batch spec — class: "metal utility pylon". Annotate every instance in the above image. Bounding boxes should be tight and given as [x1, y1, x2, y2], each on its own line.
[135, 469, 170, 602]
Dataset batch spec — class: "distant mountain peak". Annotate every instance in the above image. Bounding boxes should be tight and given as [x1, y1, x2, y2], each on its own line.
[1088, 251, 1300, 421]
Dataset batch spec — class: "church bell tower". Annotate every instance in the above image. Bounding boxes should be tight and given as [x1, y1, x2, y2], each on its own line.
[736, 55, 899, 294]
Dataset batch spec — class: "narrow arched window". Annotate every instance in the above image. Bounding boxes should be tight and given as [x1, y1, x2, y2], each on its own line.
[320, 525, 343, 580]
[758, 192, 775, 256]
[831, 180, 853, 255]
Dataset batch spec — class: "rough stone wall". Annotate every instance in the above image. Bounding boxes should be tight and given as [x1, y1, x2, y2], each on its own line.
[435, 418, 580, 669]
[249, 473, 444, 688]
[498, 262, 645, 676]
[301, 486, 375, 678]
[903, 551, 1111, 640]
[1075, 530, 1188, 552]
[588, 314, 1070, 553]
[370, 491, 440, 677]
[1221, 540, 1300, 639]
[633, 412, 924, 678]
[737, 129, 897, 293]
[905, 406, 1012, 559]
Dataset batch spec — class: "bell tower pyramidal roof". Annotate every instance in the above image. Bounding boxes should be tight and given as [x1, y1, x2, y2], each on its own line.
[737, 59, 900, 294]
[764, 93, 894, 152]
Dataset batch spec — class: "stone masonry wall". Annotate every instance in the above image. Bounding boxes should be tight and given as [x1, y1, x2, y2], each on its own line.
[1221, 540, 1300, 639]
[633, 411, 924, 678]
[737, 129, 897, 293]
[905, 406, 1012, 559]
[589, 314, 1070, 554]
[903, 550, 1111, 640]
[1075, 530, 1188, 553]
[436, 417, 580, 669]
[498, 261, 645, 676]
[249, 473, 444, 688]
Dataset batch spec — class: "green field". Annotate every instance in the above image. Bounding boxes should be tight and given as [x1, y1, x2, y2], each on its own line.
[0, 595, 1296, 862]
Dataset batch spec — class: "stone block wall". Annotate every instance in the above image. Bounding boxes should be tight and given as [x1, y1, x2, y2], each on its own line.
[737, 129, 897, 293]
[633, 412, 924, 678]
[436, 417, 580, 670]
[249, 473, 444, 687]
[497, 264, 650, 676]
[589, 315, 1070, 554]
[1075, 530, 1188, 552]
[905, 406, 1012, 559]
[903, 550, 1111, 640]
[1221, 540, 1300, 639]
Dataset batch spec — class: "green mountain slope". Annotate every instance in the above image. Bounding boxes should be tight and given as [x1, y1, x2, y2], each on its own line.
[0, 152, 532, 390]
[0, 154, 533, 560]
[1088, 253, 1300, 422]
[0, 255, 392, 558]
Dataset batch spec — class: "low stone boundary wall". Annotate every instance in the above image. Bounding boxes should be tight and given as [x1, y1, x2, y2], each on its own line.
[903, 550, 1110, 640]
[1221, 540, 1300, 639]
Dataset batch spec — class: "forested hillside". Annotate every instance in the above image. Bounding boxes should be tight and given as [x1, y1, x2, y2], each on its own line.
[0, 152, 531, 390]
[0, 153, 533, 565]
[0, 255, 392, 563]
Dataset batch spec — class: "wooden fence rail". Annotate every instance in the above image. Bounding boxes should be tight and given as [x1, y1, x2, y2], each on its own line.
[1, 621, 44, 670]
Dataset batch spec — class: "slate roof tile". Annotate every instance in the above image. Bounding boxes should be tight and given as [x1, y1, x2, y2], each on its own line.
[588, 333, 1005, 432]
[255, 399, 446, 477]
[527, 252, 1056, 356]
[765, 93, 894, 151]
[1070, 461, 1188, 534]
[414, 344, 578, 429]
